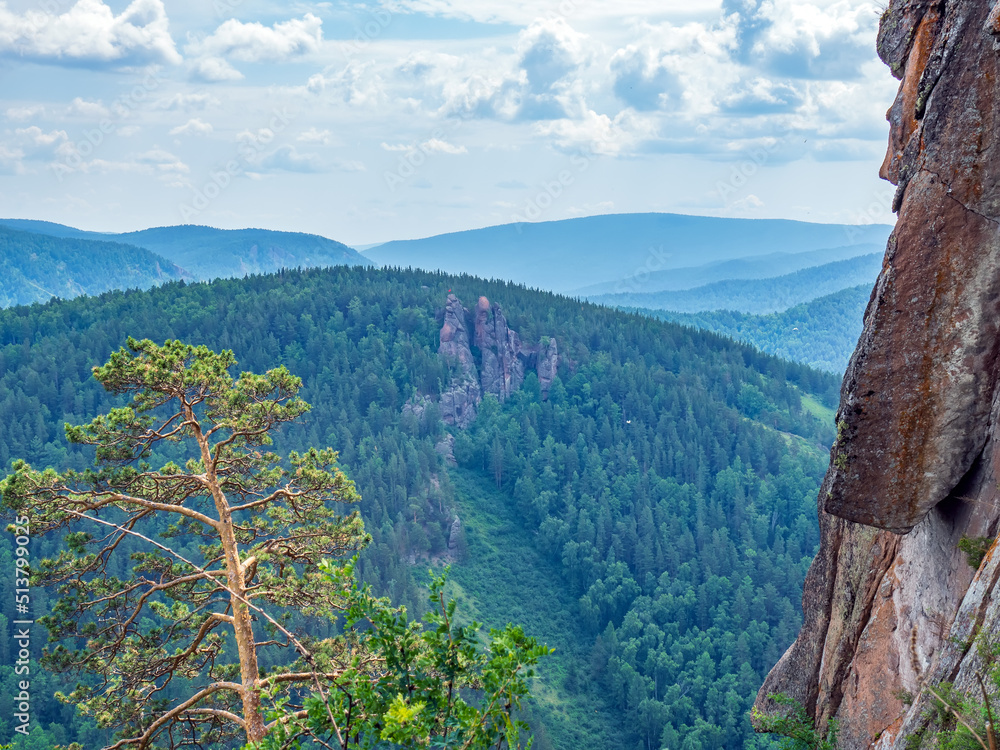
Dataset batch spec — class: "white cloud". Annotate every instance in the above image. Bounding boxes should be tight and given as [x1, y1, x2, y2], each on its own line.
[536, 108, 658, 156]
[0, 0, 181, 67]
[15, 126, 67, 147]
[191, 56, 243, 82]
[259, 144, 324, 173]
[66, 98, 111, 119]
[731, 193, 764, 211]
[155, 92, 219, 111]
[52, 147, 188, 181]
[382, 138, 466, 154]
[517, 18, 590, 94]
[322, 62, 386, 107]
[187, 14, 322, 68]
[333, 158, 367, 172]
[169, 118, 214, 136]
[298, 127, 331, 144]
[0, 144, 25, 174]
[743, 0, 879, 80]
[421, 138, 467, 154]
[6, 105, 44, 121]
[136, 148, 189, 173]
[381, 0, 719, 26]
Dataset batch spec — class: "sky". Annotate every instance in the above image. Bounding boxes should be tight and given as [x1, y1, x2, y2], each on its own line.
[0, 0, 900, 246]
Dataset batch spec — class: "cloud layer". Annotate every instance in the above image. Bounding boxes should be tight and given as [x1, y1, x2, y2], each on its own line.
[0, 0, 180, 67]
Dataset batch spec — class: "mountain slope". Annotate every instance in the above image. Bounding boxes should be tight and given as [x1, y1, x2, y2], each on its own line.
[0, 266, 837, 749]
[652, 285, 872, 373]
[571, 243, 883, 296]
[365, 213, 892, 293]
[0, 225, 182, 307]
[591, 252, 882, 314]
[0, 219, 369, 280]
[117, 225, 368, 279]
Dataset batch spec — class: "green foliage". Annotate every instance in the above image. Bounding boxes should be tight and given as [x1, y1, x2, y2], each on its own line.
[651, 284, 872, 373]
[1, 338, 370, 747]
[248, 564, 551, 750]
[958, 536, 994, 571]
[0, 265, 838, 748]
[0, 226, 179, 307]
[751, 694, 837, 750]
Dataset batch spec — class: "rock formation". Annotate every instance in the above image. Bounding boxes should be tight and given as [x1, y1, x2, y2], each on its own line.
[474, 296, 525, 401]
[437, 293, 559, 427]
[435, 433, 457, 466]
[536, 337, 559, 394]
[754, 3, 1000, 748]
[438, 294, 481, 427]
[447, 515, 463, 561]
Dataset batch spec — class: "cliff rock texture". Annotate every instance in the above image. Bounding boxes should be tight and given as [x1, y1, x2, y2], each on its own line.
[439, 294, 482, 428]
[438, 293, 559, 427]
[754, 1, 1000, 747]
[474, 296, 526, 401]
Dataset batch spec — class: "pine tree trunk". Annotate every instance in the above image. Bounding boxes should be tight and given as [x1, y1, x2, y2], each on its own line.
[192, 407, 266, 743]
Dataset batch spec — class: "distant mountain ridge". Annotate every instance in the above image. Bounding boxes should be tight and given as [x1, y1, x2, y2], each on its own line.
[365, 213, 892, 293]
[0, 219, 370, 280]
[0, 226, 183, 308]
[571, 243, 884, 296]
[590, 252, 883, 314]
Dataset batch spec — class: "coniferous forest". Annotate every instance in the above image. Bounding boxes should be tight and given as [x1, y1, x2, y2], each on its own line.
[0, 265, 839, 749]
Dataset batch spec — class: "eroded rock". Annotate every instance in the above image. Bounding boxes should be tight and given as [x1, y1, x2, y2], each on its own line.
[438, 294, 481, 427]
[755, 2, 1000, 747]
[438, 293, 558, 427]
[474, 296, 525, 401]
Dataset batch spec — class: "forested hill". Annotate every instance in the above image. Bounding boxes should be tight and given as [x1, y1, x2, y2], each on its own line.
[0, 225, 182, 307]
[653, 285, 872, 374]
[0, 266, 838, 749]
[0, 219, 369, 280]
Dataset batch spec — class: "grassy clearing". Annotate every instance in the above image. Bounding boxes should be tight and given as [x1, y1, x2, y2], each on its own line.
[430, 469, 622, 750]
[801, 392, 837, 426]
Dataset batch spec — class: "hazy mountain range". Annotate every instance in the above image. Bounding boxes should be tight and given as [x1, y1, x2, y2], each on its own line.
[0, 225, 182, 308]
[0, 219, 368, 281]
[589, 253, 883, 314]
[363, 213, 891, 293]
[0, 212, 888, 371]
[571, 242, 884, 296]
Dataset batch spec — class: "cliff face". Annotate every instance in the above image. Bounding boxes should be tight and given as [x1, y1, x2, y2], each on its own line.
[754, 2, 1000, 747]
[437, 293, 559, 427]
[439, 294, 482, 428]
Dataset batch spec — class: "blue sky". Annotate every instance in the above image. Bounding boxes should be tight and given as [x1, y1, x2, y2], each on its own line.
[0, 0, 898, 245]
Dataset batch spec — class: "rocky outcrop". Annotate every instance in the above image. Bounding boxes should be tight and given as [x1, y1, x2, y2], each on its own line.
[474, 296, 525, 401]
[437, 293, 559, 426]
[438, 294, 481, 427]
[535, 337, 559, 395]
[754, 2, 1000, 747]
[435, 433, 457, 466]
[447, 515, 464, 561]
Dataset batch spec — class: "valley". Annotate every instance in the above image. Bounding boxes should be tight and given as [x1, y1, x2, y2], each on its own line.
[0, 263, 837, 748]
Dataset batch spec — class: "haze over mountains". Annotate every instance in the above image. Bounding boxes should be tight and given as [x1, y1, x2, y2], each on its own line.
[572, 243, 884, 296]
[0, 219, 368, 281]
[0, 226, 183, 308]
[592, 253, 883, 314]
[0, 212, 888, 372]
[364, 213, 891, 294]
